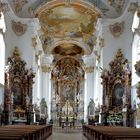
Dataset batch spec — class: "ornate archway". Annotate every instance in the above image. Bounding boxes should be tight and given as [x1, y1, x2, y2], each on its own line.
[51, 57, 84, 126]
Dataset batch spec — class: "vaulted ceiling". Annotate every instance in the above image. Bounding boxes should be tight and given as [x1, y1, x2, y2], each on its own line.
[8, 0, 129, 19]
[7, 0, 130, 66]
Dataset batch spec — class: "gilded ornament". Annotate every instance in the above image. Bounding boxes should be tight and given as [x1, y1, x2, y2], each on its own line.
[11, 20, 27, 36]
[101, 49, 131, 117]
[99, 37, 104, 48]
[94, 51, 100, 63]
[41, 65, 51, 73]
[0, 2, 9, 13]
[35, 51, 42, 64]
[135, 60, 140, 77]
[32, 36, 37, 49]
[13, 0, 28, 13]
[108, 0, 125, 13]
[4, 47, 35, 115]
[85, 66, 94, 73]
[136, 82, 140, 99]
[128, 2, 138, 13]
[109, 22, 124, 37]
[12, 46, 20, 60]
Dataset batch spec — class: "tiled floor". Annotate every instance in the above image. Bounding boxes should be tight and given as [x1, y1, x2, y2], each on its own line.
[48, 132, 87, 140]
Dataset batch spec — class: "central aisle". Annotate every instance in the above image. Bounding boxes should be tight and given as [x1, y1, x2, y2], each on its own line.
[47, 126, 87, 140]
[48, 132, 87, 140]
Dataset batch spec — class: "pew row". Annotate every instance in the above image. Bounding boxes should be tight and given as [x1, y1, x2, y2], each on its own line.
[83, 125, 140, 140]
[0, 124, 52, 140]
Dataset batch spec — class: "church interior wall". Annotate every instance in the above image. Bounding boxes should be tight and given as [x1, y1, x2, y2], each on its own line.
[102, 7, 133, 70]
[3, 3, 40, 70]
[1, 0, 140, 127]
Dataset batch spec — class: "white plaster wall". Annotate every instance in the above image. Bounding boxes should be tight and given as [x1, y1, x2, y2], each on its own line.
[3, 0, 43, 69]
[4, 14, 35, 69]
[102, 9, 134, 70]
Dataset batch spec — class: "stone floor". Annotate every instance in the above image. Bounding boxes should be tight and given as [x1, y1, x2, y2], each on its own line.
[47, 125, 87, 140]
[47, 132, 87, 140]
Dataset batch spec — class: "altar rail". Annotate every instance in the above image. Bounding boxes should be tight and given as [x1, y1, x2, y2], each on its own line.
[83, 125, 140, 140]
[0, 124, 52, 140]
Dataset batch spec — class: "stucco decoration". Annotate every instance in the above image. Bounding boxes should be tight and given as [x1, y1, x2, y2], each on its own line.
[99, 37, 104, 48]
[136, 82, 140, 99]
[32, 35, 37, 49]
[135, 60, 140, 77]
[0, 2, 9, 13]
[13, 0, 28, 13]
[85, 66, 94, 73]
[108, 0, 125, 13]
[11, 20, 27, 36]
[41, 65, 51, 73]
[109, 22, 124, 37]
[128, 2, 139, 14]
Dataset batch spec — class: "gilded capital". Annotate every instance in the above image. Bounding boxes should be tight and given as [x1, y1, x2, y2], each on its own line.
[99, 37, 104, 48]
[41, 65, 51, 73]
[85, 66, 94, 73]
[32, 36, 37, 49]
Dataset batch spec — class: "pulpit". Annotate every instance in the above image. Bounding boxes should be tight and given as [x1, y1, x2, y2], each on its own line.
[4, 47, 35, 125]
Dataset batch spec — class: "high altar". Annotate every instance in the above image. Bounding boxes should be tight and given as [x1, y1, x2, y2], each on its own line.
[51, 57, 85, 126]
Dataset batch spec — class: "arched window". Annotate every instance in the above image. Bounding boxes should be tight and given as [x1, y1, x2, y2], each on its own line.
[0, 12, 6, 85]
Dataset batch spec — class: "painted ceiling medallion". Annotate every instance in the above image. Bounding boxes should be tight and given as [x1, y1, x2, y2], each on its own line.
[108, 0, 125, 13]
[109, 22, 124, 37]
[12, 20, 27, 36]
[13, 0, 28, 13]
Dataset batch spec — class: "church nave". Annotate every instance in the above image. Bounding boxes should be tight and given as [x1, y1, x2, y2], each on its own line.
[48, 132, 87, 140]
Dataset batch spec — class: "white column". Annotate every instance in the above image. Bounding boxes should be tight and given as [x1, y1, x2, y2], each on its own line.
[42, 71, 51, 122]
[37, 67, 41, 102]
[41, 55, 53, 122]
[84, 73, 88, 123]
[84, 71, 94, 123]
[48, 72, 52, 122]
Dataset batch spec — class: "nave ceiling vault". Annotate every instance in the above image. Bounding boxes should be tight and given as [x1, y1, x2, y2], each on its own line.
[35, 0, 101, 58]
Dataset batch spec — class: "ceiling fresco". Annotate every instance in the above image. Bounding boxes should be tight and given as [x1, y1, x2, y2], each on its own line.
[37, 5, 99, 38]
[52, 44, 84, 56]
[6, 0, 130, 58]
[7, 0, 130, 18]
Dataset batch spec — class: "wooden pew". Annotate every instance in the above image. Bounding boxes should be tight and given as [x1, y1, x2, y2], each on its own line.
[0, 124, 52, 140]
[83, 125, 140, 140]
